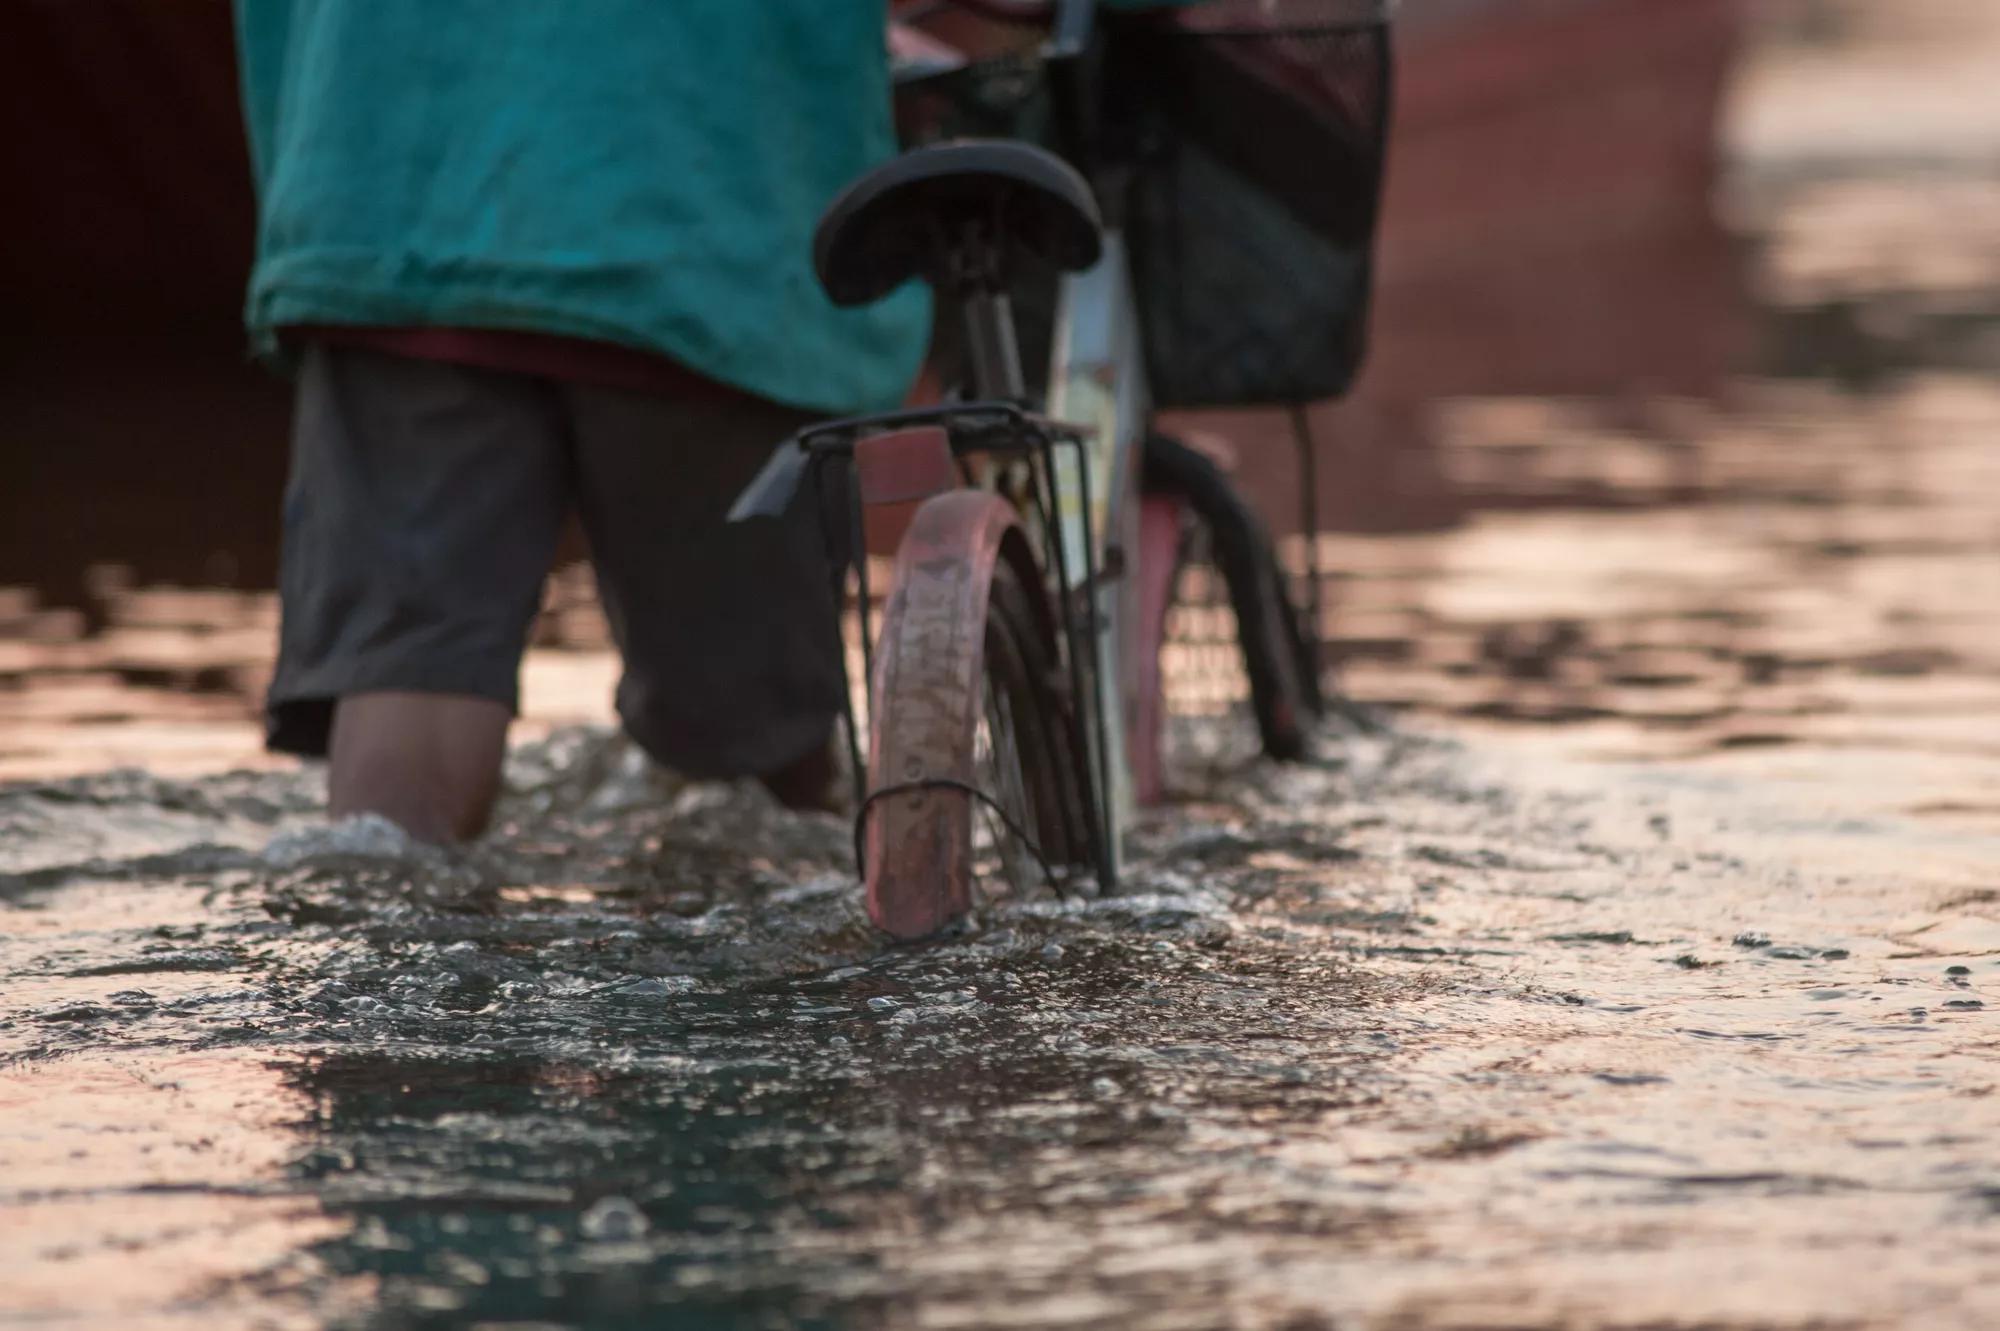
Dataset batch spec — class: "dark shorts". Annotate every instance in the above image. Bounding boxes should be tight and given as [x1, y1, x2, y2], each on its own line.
[267, 344, 843, 779]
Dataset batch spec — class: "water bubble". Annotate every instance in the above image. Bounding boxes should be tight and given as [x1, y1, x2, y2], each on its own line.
[670, 783, 736, 817]
[581, 746, 666, 817]
[262, 812, 440, 867]
[767, 873, 848, 906]
[579, 1196, 650, 1241]
[615, 976, 693, 998]
[352, 1216, 413, 1252]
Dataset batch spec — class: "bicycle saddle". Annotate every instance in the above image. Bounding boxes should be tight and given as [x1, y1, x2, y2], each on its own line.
[813, 139, 1103, 307]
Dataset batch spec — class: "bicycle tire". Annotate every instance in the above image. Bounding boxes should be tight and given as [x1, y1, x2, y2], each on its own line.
[1142, 431, 1323, 762]
[863, 492, 1091, 939]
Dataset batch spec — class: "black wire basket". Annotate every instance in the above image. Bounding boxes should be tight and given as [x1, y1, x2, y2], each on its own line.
[890, 0, 1392, 410]
[1105, 0, 1394, 409]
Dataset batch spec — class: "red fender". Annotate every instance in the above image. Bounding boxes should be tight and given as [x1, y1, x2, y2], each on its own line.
[863, 490, 1040, 939]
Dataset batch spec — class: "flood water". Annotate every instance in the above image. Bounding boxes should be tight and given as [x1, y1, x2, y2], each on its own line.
[8, 9, 2000, 1330]
[7, 716, 1998, 1329]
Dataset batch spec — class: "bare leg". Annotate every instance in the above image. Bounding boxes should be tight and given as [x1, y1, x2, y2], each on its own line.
[328, 692, 511, 843]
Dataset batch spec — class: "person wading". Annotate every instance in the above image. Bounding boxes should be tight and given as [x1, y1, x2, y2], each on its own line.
[235, 4, 928, 840]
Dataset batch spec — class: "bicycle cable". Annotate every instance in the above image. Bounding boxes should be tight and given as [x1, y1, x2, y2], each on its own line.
[854, 776, 1070, 899]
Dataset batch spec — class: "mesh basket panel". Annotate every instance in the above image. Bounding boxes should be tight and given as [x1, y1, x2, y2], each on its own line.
[1108, 3, 1392, 407]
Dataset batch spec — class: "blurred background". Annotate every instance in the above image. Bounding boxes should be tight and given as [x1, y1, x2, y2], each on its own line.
[4, 0, 1997, 831]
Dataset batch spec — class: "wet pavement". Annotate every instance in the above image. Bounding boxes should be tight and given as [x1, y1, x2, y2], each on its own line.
[9, 7, 2000, 1329]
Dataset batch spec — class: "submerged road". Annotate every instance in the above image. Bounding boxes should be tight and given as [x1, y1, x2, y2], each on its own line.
[4, 719, 1996, 1329]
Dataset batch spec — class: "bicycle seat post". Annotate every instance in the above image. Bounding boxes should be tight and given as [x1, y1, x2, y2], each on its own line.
[946, 222, 1027, 402]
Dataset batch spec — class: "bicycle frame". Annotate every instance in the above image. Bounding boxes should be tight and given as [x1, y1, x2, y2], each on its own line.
[1041, 233, 1150, 879]
[956, 0, 1152, 875]
[956, 229, 1151, 882]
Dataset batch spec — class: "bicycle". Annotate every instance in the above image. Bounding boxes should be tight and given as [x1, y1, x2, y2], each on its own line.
[733, 0, 1392, 938]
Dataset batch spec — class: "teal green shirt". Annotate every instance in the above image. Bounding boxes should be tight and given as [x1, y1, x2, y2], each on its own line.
[235, 2, 930, 414]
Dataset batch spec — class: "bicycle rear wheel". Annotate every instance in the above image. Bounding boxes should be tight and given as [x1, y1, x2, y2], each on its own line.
[863, 490, 1091, 939]
[1142, 431, 1323, 765]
